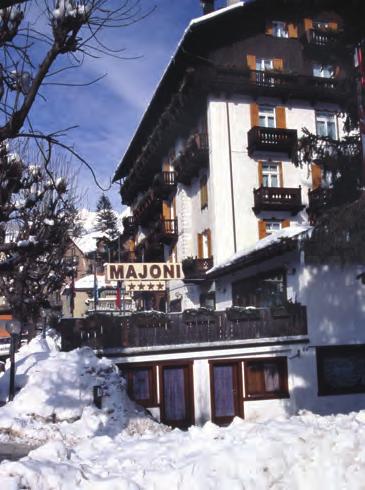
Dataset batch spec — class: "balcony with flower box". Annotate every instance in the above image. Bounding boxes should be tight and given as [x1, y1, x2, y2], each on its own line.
[58, 303, 308, 353]
[301, 28, 341, 58]
[174, 132, 209, 185]
[247, 126, 298, 158]
[182, 257, 214, 282]
[253, 186, 304, 214]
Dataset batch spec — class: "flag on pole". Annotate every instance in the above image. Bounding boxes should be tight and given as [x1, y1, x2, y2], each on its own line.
[93, 273, 99, 309]
[115, 281, 122, 310]
[70, 273, 75, 316]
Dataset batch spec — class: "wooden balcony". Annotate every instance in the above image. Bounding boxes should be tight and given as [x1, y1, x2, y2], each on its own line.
[133, 191, 161, 227]
[248, 126, 297, 157]
[253, 186, 304, 214]
[150, 218, 178, 244]
[301, 28, 340, 51]
[182, 257, 214, 282]
[152, 171, 177, 198]
[307, 187, 334, 215]
[211, 66, 350, 104]
[122, 216, 137, 237]
[58, 304, 308, 353]
[174, 132, 209, 185]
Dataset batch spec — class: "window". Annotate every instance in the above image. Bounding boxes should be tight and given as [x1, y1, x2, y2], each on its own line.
[262, 162, 280, 187]
[200, 175, 208, 209]
[245, 357, 289, 399]
[313, 64, 334, 78]
[197, 229, 212, 258]
[123, 365, 157, 406]
[232, 270, 287, 308]
[256, 58, 274, 71]
[316, 112, 337, 139]
[265, 220, 282, 234]
[317, 345, 365, 396]
[200, 292, 216, 310]
[170, 298, 182, 313]
[258, 106, 275, 128]
[272, 21, 289, 38]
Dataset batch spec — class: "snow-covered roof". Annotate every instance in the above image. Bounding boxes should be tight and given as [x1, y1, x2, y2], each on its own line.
[113, 1, 250, 181]
[74, 274, 108, 290]
[72, 231, 105, 255]
[208, 225, 312, 277]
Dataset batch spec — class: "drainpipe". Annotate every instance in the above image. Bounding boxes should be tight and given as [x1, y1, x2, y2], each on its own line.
[225, 101, 237, 253]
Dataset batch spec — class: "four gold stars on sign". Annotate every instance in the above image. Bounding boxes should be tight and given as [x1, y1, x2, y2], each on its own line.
[126, 282, 165, 291]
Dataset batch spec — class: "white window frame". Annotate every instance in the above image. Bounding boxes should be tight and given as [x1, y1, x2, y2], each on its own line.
[315, 112, 338, 139]
[262, 162, 280, 188]
[313, 64, 334, 78]
[272, 21, 289, 38]
[258, 106, 276, 128]
[265, 221, 282, 234]
[256, 58, 274, 71]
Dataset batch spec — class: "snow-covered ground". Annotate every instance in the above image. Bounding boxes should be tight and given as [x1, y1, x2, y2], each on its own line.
[0, 335, 364, 490]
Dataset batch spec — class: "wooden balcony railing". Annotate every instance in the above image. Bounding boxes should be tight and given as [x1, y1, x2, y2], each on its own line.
[152, 171, 177, 198]
[307, 186, 334, 214]
[302, 28, 339, 48]
[58, 304, 308, 353]
[133, 191, 161, 227]
[147, 218, 178, 245]
[122, 216, 137, 237]
[211, 66, 350, 104]
[253, 186, 303, 213]
[174, 132, 209, 185]
[247, 126, 298, 157]
[182, 257, 214, 281]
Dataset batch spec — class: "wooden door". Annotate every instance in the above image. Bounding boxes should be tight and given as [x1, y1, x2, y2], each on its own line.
[210, 361, 243, 425]
[160, 363, 194, 429]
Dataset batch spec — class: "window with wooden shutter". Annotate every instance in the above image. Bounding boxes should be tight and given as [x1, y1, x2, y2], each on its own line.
[258, 220, 267, 239]
[246, 54, 256, 70]
[304, 18, 313, 30]
[282, 219, 290, 228]
[328, 21, 338, 31]
[265, 22, 273, 35]
[206, 229, 212, 258]
[275, 106, 286, 129]
[197, 233, 203, 258]
[200, 175, 208, 209]
[162, 161, 170, 171]
[162, 201, 171, 220]
[250, 103, 259, 127]
[311, 163, 322, 189]
[288, 23, 298, 38]
[258, 161, 263, 186]
[279, 162, 284, 187]
[273, 58, 284, 71]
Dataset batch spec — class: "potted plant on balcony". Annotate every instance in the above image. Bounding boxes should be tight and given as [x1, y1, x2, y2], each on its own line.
[225, 306, 261, 322]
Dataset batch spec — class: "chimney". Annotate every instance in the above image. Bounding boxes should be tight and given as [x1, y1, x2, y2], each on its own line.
[201, 1, 214, 15]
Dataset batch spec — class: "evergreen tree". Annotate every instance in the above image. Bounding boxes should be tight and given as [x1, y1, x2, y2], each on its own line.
[95, 194, 119, 241]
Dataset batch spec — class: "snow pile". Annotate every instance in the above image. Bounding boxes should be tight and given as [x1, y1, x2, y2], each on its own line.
[1, 411, 365, 489]
[0, 334, 163, 446]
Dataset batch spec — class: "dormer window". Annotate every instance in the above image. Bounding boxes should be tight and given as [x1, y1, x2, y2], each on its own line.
[272, 21, 288, 38]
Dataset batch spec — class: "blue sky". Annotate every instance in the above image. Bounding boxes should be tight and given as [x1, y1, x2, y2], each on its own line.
[28, 1, 228, 211]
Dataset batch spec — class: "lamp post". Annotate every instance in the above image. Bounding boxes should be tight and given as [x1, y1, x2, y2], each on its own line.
[5, 319, 22, 401]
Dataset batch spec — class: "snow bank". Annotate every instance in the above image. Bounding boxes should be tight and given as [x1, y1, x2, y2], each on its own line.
[0, 334, 163, 446]
[1, 411, 365, 489]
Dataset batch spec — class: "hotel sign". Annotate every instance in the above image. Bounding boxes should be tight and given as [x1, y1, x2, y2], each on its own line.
[105, 263, 183, 282]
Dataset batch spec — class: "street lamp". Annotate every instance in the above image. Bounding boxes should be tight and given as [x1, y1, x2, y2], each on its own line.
[5, 319, 22, 401]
